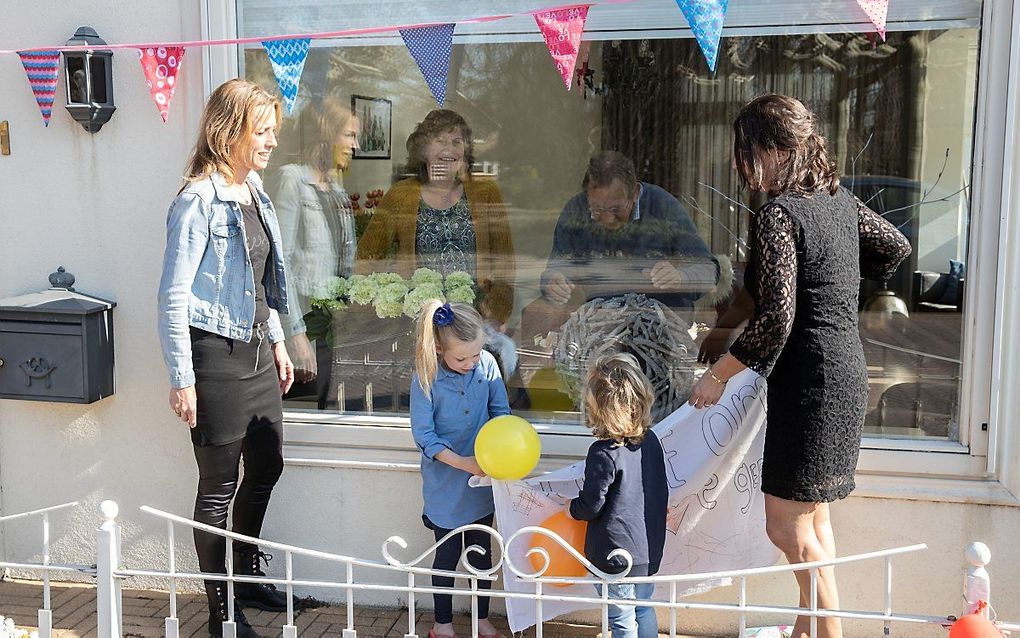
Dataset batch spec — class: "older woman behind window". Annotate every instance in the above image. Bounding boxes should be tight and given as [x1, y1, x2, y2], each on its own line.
[356, 109, 516, 327]
[356, 109, 517, 380]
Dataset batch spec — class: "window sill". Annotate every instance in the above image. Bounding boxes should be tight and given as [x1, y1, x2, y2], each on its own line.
[282, 416, 1017, 506]
[854, 473, 1019, 506]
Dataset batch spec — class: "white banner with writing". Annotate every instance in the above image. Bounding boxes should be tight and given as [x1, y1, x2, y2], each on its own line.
[492, 369, 779, 632]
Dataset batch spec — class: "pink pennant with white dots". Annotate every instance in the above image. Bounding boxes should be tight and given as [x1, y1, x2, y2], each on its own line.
[534, 5, 590, 89]
[138, 46, 185, 122]
[856, 0, 889, 40]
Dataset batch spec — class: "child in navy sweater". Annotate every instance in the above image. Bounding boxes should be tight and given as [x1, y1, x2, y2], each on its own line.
[569, 353, 668, 638]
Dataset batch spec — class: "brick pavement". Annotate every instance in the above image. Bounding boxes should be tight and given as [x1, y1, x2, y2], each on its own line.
[0, 579, 691, 637]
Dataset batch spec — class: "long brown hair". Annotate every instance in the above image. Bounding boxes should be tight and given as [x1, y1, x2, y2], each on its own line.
[583, 353, 654, 444]
[183, 78, 281, 184]
[414, 300, 485, 395]
[405, 109, 475, 184]
[733, 94, 840, 196]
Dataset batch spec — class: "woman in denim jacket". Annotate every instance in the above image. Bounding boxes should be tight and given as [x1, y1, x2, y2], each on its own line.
[157, 79, 296, 638]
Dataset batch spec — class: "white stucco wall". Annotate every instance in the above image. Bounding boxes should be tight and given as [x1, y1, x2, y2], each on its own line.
[2, 2, 1020, 637]
[0, 0, 211, 579]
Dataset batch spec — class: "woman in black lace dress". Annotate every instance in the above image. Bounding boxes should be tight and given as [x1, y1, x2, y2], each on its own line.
[688, 94, 910, 638]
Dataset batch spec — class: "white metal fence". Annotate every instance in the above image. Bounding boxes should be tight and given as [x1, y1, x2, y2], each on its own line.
[0, 501, 93, 638]
[1, 499, 1017, 638]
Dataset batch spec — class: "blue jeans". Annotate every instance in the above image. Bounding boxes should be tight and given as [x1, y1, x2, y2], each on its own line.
[596, 582, 658, 638]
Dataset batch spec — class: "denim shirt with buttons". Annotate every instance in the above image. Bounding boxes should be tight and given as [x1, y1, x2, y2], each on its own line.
[157, 171, 290, 388]
[410, 349, 511, 529]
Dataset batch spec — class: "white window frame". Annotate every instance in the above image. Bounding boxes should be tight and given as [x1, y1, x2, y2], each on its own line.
[204, 0, 1020, 505]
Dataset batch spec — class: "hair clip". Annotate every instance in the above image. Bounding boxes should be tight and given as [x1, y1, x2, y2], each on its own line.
[433, 302, 455, 327]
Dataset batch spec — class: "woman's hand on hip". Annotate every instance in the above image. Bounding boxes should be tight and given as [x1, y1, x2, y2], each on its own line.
[688, 371, 725, 409]
[169, 386, 198, 427]
[273, 341, 295, 395]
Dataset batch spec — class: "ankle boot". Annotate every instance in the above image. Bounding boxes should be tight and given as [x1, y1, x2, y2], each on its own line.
[205, 581, 262, 638]
[234, 548, 299, 612]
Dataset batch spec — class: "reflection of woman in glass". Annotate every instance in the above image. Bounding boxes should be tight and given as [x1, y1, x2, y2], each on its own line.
[356, 109, 517, 372]
[274, 98, 359, 406]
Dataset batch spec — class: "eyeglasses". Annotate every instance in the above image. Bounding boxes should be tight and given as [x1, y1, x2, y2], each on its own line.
[588, 203, 632, 219]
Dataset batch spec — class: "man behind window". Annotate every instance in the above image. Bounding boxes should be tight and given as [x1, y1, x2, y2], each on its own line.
[541, 151, 719, 311]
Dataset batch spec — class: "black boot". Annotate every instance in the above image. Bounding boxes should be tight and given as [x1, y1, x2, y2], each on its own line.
[234, 548, 299, 612]
[205, 581, 261, 638]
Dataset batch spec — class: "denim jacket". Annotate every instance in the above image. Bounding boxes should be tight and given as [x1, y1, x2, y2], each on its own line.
[157, 171, 290, 388]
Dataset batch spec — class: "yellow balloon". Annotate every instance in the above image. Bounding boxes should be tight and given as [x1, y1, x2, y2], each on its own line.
[474, 415, 541, 480]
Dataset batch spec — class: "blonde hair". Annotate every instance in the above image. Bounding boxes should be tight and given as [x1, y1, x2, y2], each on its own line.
[183, 78, 282, 184]
[583, 353, 654, 444]
[300, 97, 357, 173]
[414, 300, 485, 395]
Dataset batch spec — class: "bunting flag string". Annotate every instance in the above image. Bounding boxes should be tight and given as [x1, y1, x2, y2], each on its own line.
[262, 38, 311, 114]
[18, 51, 60, 126]
[534, 5, 591, 89]
[138, 46, 185, 123]
[856, 0, 889, 40]
[674, 0, 729, 72]
[399, 24, 456, 107]
[3, 0, 894, 125]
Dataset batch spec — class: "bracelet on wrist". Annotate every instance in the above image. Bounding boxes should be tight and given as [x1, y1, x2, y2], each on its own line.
[708, 369, 727, 385]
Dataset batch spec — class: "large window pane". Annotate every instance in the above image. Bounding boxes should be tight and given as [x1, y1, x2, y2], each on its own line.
[241, 3, 978, 442]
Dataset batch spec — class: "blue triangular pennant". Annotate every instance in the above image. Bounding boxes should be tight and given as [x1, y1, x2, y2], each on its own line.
[262, 38, 311, 114]
[675, 0, 729, 72]
[399, 23, 455, 107]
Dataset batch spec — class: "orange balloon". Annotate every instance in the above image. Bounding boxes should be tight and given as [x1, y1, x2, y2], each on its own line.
[528, 510, 588, 586]
[950, 614, 1000, 638]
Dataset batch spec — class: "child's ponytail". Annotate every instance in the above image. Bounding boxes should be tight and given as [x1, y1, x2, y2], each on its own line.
[414, 299, 486, 395]
[415, 300, 444, 395]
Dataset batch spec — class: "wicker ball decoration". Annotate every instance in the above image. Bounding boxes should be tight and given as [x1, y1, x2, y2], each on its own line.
[554, 294, 697, 422]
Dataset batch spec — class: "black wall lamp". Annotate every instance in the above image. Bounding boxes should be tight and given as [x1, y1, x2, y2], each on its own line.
[62, 26, 116, 133]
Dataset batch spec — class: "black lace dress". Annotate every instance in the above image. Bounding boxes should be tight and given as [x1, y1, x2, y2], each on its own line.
[729, 186, 911, 502]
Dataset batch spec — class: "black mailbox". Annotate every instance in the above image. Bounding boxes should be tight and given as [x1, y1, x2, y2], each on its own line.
[0, 267, 115, 403]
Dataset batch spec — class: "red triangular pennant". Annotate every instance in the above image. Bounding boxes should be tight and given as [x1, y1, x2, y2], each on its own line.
[534, 5, 590, 89]
[138, 46, 185, 122]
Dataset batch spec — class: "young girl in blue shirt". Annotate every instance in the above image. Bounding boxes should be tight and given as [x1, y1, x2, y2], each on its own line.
[569, 353, 668, 638]
[410, 300, 510, 638]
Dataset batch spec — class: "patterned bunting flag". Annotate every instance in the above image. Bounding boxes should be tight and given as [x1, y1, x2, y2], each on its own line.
[534, 5, 590, 89]
[262, 38, 311, 114]
[19, 51, 60, 126]
[856, 0, 889, 40]
[674, 0, 729, 72]
[138, 46, 185, 123]
[399, 24, 455, 107]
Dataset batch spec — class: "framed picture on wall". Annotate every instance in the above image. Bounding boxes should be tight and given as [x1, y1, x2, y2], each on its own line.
[351, 95, 392, 159]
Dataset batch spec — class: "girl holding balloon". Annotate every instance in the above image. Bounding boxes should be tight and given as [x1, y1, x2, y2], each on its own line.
[410, 300, 511, 638]
[569, 353, 669, 638]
